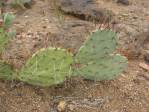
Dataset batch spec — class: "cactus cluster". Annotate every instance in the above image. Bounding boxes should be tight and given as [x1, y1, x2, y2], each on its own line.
[0, 29, 128, 86]
[18, 47, 73, 86]
[74, 30, 127, 81]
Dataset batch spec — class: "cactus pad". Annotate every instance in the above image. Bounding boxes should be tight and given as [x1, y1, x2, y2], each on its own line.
[3, 13, 15, 28]
[0, 28, 10, 52]
[18, 47, 73, 86]
[0, 61, 15, 80]
[76, 30, 117, 63]
[75, 30, 127, 80]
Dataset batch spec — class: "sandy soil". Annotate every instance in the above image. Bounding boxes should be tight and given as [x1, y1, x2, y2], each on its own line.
[0, 0, 149, 112]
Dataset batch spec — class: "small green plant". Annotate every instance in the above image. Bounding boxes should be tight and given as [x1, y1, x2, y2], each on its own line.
[0, 12, 16, 81]
[0, 13, 15, 53]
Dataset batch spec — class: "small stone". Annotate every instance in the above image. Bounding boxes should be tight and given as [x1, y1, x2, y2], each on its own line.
[43, 26, 47, 29]
[139, 62, 149, 71]
[122, 13, 129, 17]
[144, 50, 149, 63]
[24, 0, 35, 9]
[68, 104, 75, 111]
[57, 101, 67, 112]
[24, 15, 29, 18]
[117, 0, 130, 5]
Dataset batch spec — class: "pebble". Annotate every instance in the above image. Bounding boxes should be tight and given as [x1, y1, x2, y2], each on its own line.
[24, 15, 29, 18]
[68, 104, 75, 111]
[57, 101, 67, 112]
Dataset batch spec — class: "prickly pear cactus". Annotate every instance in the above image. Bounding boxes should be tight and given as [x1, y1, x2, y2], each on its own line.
[18, 47, 73, 86]
[74, 30, 127, 80]
[0, 28, 10, 52]
[0, 61, 16, 80]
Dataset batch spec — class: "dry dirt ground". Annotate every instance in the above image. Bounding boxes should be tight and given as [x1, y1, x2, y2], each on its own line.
[0, 0, 149, 112]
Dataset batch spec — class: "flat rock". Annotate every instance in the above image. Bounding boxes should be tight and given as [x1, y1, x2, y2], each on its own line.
[57, 0, 114, 23]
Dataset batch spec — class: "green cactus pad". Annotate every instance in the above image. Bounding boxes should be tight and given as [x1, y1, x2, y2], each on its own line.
[75, 54, 127, 80]
[75, 30, 127, 80]
[0, 61, 15, 80]
[18, 47, 73, 86]
[3, 13, 15, 28]
[76, 30, 117, 63]
[0, 28, 10, 52]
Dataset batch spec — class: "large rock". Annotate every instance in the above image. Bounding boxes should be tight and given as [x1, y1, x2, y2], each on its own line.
[57, 0, 114, 23]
